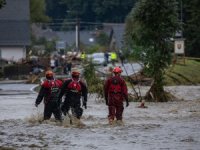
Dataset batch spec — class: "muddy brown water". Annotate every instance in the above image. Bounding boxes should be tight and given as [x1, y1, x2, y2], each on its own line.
[0, 84, 200, 150]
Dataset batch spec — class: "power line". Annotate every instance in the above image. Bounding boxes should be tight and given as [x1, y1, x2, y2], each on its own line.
[42, 22, 103, 30]
[79, 21, 103, 25]
[44, 21, 102, 25]
[45, 22, 77, 25]
[51, 18, 77, 21]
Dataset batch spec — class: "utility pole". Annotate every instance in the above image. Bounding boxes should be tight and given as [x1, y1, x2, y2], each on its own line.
[67, 10, 80, 52]
[75, 17, 80, 51]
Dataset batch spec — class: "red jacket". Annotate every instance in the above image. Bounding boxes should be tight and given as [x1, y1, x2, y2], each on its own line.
[104, 75, 128, 102]
[58, 77, 88, 103]
[35, 79, 63, 105]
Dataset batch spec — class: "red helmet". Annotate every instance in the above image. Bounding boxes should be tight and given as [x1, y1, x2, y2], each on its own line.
[113, 67, 122, 73]
[45, 70, 54, 79]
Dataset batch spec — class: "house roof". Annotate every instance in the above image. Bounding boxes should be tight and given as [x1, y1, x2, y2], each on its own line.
[55, 24, 125, 48]
[32, 23, 125, 49]
[56, 30, 96, 46]
[103, 23, 125, 48]
[0, 0, 30, 46]
[0, 0, 30, 20]
[0, 20, 30, 46]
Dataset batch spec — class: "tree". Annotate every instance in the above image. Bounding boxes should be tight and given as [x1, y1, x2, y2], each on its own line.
[93, 0, 137, 22]
[61, 0, 84, 17]
[46, 0, 67, 20]
[125, 0, 180, 102]
[96, 31, 109, 46]
[183, 0, 200, 57]
[61, 0, 137, 23]
[0, 0, 6, 9]
[30, 0, 50, 23]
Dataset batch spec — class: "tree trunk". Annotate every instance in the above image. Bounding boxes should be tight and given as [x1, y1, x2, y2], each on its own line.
[145, 80, 169, 102]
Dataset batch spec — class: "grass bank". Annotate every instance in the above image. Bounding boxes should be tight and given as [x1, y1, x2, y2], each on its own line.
[164, 58, 200, 85]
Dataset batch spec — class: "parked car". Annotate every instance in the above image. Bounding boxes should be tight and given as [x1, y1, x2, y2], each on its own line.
[91, 52, 106, 65]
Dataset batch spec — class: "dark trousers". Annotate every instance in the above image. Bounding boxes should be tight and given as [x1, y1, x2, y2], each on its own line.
[44, 101, 62, 121]
[62, 97, 83, 119]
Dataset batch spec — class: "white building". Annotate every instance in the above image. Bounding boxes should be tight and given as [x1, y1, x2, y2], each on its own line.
[0, 0, 30, 62]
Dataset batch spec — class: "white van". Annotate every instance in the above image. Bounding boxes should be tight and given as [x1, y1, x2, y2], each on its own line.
[91, 52, 105, 65]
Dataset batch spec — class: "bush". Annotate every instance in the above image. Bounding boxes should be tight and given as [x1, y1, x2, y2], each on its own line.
[83, 62, 104, 99]
[3, 64, 31, 79]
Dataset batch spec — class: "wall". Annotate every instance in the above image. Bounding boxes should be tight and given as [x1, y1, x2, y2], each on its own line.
[0, 46, 26, 62]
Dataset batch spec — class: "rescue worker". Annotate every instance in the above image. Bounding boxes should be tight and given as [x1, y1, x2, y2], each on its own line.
[80, 52, 86, 60]
[66, 60, 72, 74]
[104, 66, 129, 125]
[104, 52, 109, 66]
[59, 69, 88, 122]
[63, 60, 72, 75]
[35, 70, 63, 122]
[110, 52, 117, 65]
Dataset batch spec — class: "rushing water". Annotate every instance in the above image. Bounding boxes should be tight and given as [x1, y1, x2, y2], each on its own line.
[0, 84, 200, 150]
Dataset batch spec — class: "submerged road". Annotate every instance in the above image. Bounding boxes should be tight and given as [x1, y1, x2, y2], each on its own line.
[0, 83, 38, 120]
[0, 83, 200, 150]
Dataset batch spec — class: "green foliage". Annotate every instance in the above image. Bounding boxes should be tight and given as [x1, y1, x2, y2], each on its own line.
[83, 62, 104, 98]
[126, 0, 179, 46]
[121, 46, 144, 61]
[30, 35, 56, 56]
[85, 44, 101, 54]
[125, 0, 180, 101]
[165, 59, 200, 85]
[30, 0, 50, 23]
[46, 0, 67, 20]
[3, 64, 31, 79]
[96, 32, 109, 46]
[93, 0, 137, 22]
[59, 0, 137, 23]
[0, 0, 6, 8]
[183, 0, 200, 57]
[45, 40, 57, 55]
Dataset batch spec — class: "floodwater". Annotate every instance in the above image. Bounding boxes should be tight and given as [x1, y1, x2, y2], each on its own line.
[0, 84, 200, 150]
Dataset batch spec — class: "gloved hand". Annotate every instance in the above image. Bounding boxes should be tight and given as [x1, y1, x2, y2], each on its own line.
[126, 100, 129, 107]
[83, 101, 87, 109]
[35, 103, 38, 107]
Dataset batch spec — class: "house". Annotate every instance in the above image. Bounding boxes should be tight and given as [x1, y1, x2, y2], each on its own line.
[55, 23, 125, 49]
[0, 0, 30, 62]
[32, 23, 125, 51]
